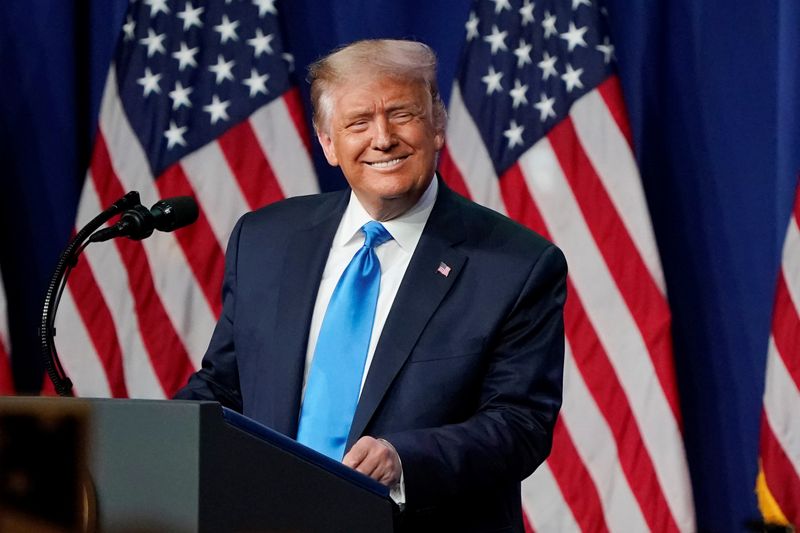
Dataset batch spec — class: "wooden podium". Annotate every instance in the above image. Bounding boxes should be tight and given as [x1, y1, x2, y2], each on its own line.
[0, 397, 396, 532]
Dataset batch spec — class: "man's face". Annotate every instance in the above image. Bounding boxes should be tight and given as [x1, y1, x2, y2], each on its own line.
[318, 75, 444, 221]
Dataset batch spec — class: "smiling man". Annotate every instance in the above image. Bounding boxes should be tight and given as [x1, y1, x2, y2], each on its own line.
[176, 39, 567, 532]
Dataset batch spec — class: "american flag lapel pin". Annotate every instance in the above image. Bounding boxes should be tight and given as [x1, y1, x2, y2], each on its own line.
[437, 262, 451, 277]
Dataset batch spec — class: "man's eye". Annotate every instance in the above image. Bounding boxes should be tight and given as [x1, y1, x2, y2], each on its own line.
[348, 120, 368, 130]
[392, 113, 413, 122]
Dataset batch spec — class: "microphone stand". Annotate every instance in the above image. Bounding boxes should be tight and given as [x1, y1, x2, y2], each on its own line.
[40, 191, 142, 397]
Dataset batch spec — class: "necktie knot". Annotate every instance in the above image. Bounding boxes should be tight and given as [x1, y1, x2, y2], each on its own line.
[362, 221, 392, 249]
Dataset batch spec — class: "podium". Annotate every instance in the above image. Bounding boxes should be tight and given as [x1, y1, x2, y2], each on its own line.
[0, 397, 396, 532]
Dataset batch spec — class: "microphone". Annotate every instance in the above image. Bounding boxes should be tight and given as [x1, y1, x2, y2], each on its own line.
[89, 196, 199, 243]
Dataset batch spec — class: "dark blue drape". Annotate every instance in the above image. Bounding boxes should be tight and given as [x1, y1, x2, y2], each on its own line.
[0, 1, 797, 531]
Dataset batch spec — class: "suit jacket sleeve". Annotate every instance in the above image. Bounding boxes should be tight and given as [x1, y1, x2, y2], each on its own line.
[383, 243, 567, 510]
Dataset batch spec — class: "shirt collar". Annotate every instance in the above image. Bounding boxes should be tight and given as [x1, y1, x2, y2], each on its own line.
[336, 176, 438, 250]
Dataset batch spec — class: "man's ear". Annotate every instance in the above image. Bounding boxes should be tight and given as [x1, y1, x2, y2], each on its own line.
[433, 130, 445, 151]
[317, 132, 339, 167]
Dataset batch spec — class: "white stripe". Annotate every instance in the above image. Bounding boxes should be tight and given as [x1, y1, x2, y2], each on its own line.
[763, 335, 800, 475]
[0, 264, 8, 350]
[181, 142, 250, 250]
[560, 341, 650, 533]
[519, 138, 695, 531]
[249, 94, 320, 198]
[781, 214, 800, 311]
[523, 462, 581, 532]
[444, 84, 507, 215]
[73, 175, 165, 398]
[55, 289, 112, 398]
[570, 90, 667, 293]
[99, 68, 215, 368]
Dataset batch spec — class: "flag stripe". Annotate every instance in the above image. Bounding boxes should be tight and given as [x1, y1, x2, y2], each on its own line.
[547, 115, 680, 422]
[596, 76, 634, 149]
[217, 119, 285, 210]
[761, 412, 800, 522]
[90, 133, 195, 396]
[158, 164, 225, 318]
[68, 253, 129, 398]
[499, 162, 676, 532]
[523, 462, 581, 533]
[282, 87, 313, 154]
[0, 266, 13, 395]
[548, 418, 611, 533]
[56, 289, 113, 398]
[437, 144, 473, 200]
[71, 173, 165, 398]
[763, 336, 800, 478]
[771, 273, 800, 392]
[250, 93, 321, 199]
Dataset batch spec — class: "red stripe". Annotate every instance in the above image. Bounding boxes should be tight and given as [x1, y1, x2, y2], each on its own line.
[771, 272, 800, 391]
[0, 338, 14, 395]
[68, 257, 129, 398]
[437, 143, 474, 199]
[760, 413, 800, 524]
[597, 76, 634, 149]
[499, 164, 680, 533]
[522, 510, 536, 533]
[218, 118, 285, 210]
[547, 118, 682, 426]
[548, 419, 611, 533]
[156, 164, 225, 318]
[91, 132, 195, 397]
[282, 87, 313, 154]
[792, 175, 800, 225]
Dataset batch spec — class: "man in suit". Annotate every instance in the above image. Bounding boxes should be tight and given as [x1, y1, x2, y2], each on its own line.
[176, 39, 566, 531]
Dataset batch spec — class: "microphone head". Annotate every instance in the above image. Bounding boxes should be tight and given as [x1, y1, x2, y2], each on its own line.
[150, 196, 199, 232]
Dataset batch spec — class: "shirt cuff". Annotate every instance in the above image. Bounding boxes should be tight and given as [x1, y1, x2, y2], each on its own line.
[378, 438, 406, 508]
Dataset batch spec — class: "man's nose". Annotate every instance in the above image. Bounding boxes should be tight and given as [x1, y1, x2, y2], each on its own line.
[371, 117, 396, 150]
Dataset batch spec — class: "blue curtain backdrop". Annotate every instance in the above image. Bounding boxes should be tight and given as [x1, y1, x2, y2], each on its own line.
[0, 1, 797, 531]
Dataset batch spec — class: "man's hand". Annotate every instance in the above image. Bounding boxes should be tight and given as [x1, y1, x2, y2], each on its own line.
[342, 436, 402, 487]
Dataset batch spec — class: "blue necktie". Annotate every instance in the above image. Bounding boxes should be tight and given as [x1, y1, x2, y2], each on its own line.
[297, 221, 393, 460]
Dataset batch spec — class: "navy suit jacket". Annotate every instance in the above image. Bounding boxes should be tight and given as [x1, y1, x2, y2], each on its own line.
[176, 179, 567, 532]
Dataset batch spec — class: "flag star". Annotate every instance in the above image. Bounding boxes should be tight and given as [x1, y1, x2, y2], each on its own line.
[560, 22, 588, 52]
[139, 28, 166, 57]
[561, 63, 584, 92]
[481, 66, 504, 95]
[519, 1, 535, 25]
[491, 0, 511, 14]
[208, 55, 236, 84]
[253, 0, 278, 17]
[596, 36, 615, 64]
[145, 0, 170, 17]
[542, 10, 558, 39]
[534, 93, 556, 121]
[247, 28, 274, 57]
[122, 16, 136, 41]
[513, 39, 533, 68]
[537, 51, 558, 80]
[168, 81, 193, 110]
[243, 68, 269, 97]
[503, 120, 525, 149]
[172, 42, 199, 71]
[164, 121, 188, 149]
[282, 53, 295, 72]
[214, 15, 240, 44]
[465, 11, 480, 41]
[203, 95, 231, 125]
[572, 0, 591, 9]
[177, 2, 204, 31]
[483, 25, 508, 55]
[136, 67, 162, 97]
[509, 79, 529, 108]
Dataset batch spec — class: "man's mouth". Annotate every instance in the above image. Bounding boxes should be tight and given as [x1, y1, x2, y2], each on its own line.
[366, 156, 407, 169]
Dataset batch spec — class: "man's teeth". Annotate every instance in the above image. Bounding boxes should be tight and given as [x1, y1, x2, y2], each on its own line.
[369, 158, 403, 168]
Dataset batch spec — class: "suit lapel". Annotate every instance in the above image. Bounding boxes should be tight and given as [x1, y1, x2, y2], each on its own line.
[348, 183, 467, 445]
[270, 191, 349, 438]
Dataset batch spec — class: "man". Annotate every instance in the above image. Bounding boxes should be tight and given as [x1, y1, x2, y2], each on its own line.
[176, 39, 566, 531]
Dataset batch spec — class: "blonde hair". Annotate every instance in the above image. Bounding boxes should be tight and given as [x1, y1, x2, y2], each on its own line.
[308, 39, 447, 134]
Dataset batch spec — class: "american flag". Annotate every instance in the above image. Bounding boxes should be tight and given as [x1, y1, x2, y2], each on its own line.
[56, 0, 317, 398]
[0, 267, 13, 395]
[437, 0, 695, 531]
[756, 179, 800, 527]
